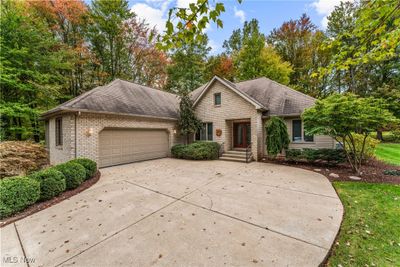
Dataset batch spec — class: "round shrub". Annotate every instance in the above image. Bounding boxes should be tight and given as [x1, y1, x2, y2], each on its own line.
[171, 142, 220, 160]
[171, 144, 187, 159]
[55, 162, 86, 190]
[0, 176, 40, 219]
[69, 158, 97, 180]
[30, 168, 66, 201]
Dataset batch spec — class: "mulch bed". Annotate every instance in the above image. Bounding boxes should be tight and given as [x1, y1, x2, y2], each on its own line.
[261, 158, 400, 185]
[0, 171, 101, 228]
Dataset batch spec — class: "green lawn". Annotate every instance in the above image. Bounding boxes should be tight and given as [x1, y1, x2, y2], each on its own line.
[327, 182, 400, 267]
[375, 143, 400, 166]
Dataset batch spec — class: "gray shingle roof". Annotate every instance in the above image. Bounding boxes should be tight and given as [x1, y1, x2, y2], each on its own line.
[191, 77, 315, 116]
[43, 77, 315, 119]
[235, 77, 316, 115]
[190, 83, 206, 102]
[42, 79, 180, 120]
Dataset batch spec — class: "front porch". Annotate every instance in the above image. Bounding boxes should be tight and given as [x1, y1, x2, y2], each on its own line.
[220, 119, 254, 162]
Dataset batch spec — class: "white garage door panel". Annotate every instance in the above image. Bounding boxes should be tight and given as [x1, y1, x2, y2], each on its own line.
[99, 129, 169, 167]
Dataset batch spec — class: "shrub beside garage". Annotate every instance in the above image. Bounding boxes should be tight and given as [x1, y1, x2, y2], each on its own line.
[0, 177, 40, 218]
[0, 158, 97, 219]
[69, 158, 97, 180]
[171, 141, 220, 160]
[55, 162, 86, 190]
[30, 168, 66, 201]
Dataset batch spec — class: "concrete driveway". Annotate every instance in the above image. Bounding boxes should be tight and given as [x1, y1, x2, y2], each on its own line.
[1, 159, 342, 267]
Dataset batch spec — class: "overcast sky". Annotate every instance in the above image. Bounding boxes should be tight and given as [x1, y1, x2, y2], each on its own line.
[125, 0, 353, 54]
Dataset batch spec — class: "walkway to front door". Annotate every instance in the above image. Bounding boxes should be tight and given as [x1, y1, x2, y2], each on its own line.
[233, 122, 251, 148]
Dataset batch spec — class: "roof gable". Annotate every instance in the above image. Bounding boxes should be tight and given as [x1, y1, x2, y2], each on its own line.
[192, 76, 267, 110]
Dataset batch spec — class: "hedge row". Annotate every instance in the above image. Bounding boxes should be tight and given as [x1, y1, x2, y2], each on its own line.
[0, 158, 97, 219]
[0, 177, 40, 218]
[286, 148, 346, 165]
[171, 141, 220, 160]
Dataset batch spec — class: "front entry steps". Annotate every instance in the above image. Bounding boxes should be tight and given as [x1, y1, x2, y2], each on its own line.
[219, 150, 253, 163]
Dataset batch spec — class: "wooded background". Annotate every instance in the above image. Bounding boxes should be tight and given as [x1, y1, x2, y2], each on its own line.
[1, 0, 399, 142]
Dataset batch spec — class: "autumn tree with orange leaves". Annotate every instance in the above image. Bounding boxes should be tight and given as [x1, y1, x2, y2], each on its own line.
[29, 0, 91, 98]
[0, 0, 171, 141]
[205, 54, 235, 81]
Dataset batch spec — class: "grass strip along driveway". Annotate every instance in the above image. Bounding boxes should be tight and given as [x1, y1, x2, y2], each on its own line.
[375, 143, 400, 166]
[327, 182, 400, 266]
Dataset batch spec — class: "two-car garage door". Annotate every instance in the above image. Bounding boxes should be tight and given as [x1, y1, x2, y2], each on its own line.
[99, 129, 169, 168]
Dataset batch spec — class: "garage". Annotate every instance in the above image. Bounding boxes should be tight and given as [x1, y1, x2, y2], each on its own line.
[99, 128, 169, 167]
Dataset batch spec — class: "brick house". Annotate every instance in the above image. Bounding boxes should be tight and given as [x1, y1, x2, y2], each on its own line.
[42, 76, 334, 167]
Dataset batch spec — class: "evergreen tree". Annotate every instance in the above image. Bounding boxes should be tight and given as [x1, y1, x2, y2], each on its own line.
[265, 117, 290, 157]
[178, 94, 202, 144]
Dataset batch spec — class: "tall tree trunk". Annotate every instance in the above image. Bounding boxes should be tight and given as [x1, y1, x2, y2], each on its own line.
[32, 117, 40, 143]
[16, 117, 22, 140]
[376, 130, 383, 141]
[110, 37, 114, 79]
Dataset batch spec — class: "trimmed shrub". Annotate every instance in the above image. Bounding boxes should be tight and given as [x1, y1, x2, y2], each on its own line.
[55, 162, 86, 190]
[285, 149, 303, 161]
[30, 168, 66, 201]
[286, 148, 346, 165]
[69, 158, 97, 180]
[171, 144, 187, 159]
[171, 141, 220, 160]
[0, 176, 40, 219]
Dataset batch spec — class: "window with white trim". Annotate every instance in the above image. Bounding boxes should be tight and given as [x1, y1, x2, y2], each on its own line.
[195, 123, 213, 141]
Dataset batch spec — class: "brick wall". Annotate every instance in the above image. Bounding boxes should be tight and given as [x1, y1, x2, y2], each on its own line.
[194, 80, 263, 160]
[48, 114, 75, 165]
[47, 113, 182, 165]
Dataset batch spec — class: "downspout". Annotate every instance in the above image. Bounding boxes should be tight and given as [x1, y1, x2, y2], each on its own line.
[74, 111, 80, 159]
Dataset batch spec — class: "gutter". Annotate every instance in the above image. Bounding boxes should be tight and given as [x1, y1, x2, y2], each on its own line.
[40, 108, 179, 122]
[262, 113, 302, 119]
[74, 113, 77, 159]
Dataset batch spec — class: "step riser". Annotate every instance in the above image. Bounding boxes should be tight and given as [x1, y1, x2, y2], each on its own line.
[222, 153, 250, 159]
[225, 150, 248, 155]
[219, 152, 253, 162]
[219, 157, 247, 163]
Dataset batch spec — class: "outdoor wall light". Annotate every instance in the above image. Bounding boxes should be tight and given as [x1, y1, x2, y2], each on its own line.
[86, 128, 94, 137]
